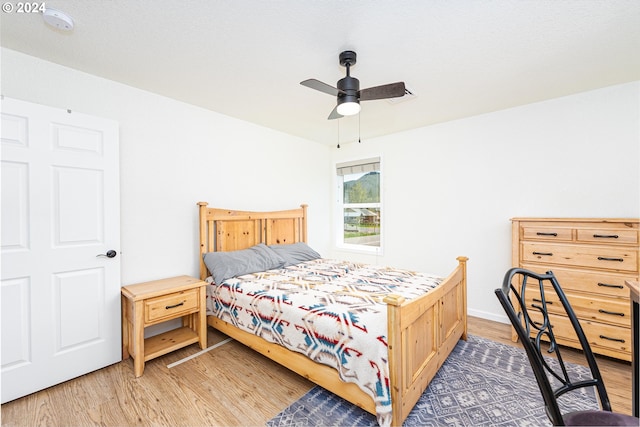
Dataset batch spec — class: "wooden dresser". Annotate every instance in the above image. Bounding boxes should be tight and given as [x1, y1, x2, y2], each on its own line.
[511, 218, 639, 361]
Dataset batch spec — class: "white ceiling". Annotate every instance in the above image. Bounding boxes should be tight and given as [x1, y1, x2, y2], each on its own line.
[2, 0, 639, 145]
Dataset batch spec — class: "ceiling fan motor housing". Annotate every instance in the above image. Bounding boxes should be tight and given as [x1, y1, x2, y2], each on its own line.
[337, 75, 360, 106]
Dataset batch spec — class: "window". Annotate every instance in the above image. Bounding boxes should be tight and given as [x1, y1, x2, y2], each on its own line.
[336, 157, 381, 252]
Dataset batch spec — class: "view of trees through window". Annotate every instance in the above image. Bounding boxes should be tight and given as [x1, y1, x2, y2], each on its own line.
[342, 171, 380, 247]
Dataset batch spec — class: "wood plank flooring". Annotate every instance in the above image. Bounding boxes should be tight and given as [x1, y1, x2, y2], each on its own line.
[1, 316, 633, 426]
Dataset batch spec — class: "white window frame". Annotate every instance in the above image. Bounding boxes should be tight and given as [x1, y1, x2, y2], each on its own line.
[335, 157, 383, 255]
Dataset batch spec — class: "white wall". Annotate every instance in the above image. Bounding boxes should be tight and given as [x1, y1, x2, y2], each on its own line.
[1, 48, 332, 286]
[331, 81, 640, 323]
[3, 47, 638, 326]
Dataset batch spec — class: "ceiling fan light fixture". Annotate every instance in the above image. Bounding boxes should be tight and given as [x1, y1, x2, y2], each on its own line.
[336, 101, 360, 116]
[336, 94, 361, 116]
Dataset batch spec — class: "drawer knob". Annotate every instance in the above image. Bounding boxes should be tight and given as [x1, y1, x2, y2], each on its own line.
[599, 335, 625, 343]
[598, 309, 625, 317]
[597, 256, 624, 262]
[165, 301, 185, 310]
[593, 234, 619, 239]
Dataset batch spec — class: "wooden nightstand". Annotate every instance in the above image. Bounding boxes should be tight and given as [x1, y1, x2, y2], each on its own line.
[121, 275, 207, 377]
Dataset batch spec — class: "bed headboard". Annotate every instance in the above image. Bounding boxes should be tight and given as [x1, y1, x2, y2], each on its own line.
[197, 202, 308, 280]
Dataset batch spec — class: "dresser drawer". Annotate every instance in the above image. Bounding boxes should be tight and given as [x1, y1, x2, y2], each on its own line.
[576, 228, 638, 245]
[522, 242, 638, 272]
[522, 225, 573, 242]
[144, 288, 199, 323]
[520, 264, 635, 299]
[529, 311, 631, 359]
[524, 288, 630, 327]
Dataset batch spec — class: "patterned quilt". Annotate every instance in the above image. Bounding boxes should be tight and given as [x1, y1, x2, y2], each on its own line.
[205, 258, 442, 426]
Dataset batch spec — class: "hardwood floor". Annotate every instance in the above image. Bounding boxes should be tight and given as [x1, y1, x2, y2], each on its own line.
[1, 316, 633, 426]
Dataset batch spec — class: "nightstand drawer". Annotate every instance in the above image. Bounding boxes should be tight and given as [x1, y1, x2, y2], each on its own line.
[144, 289, 199, 323]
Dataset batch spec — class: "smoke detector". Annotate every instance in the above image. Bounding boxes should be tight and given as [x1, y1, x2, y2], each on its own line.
[43, 8, 74, 31]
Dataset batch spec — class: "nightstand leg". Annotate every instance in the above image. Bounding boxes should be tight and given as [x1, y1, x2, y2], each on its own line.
[133, 300, 145, 377]
[198, 286, 207, 349]
[121, 294, 130, 359]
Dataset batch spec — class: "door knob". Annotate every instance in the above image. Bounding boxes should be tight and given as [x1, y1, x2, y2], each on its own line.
[96, 250, 117, 258]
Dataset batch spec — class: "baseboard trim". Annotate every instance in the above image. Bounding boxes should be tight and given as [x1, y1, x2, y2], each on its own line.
[468, 308, 509, 324]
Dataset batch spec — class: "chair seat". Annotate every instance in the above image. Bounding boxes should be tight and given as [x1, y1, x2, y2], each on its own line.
[563, 410, 639, 426]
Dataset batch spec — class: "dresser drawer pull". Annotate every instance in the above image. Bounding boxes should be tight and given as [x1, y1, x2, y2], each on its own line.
[532, 321, 554, 330]
[599, 335, 625, 343]
[597, 282, 624, 289]
[532, 298, 553, 304]
[598, 309, 625, 317]
[536, 232, 558, 237]
[593, 234, 619, 239]
[165, 301, 185, 310]
[532, 251, 553, 256]
[597, 257, 624, 262]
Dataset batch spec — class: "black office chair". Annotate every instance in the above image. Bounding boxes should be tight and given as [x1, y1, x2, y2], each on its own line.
[495, 268, 639, 426]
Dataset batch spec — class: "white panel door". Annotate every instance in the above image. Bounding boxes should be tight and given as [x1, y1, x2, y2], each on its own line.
[1, 97, 121, 403]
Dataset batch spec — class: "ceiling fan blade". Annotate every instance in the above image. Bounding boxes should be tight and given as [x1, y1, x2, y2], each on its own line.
[359, 82, 406, 101]
[300, 79, 343, 96]
[328, 105, 343, 120]
[327, 105, 344, 120]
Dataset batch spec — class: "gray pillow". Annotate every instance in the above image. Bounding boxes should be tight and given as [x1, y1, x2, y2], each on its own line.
[268, 242, 321, 267]
[203, 243, 285, 284]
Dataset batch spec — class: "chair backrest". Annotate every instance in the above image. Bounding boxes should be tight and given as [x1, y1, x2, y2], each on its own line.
[495, 268, 611, 425]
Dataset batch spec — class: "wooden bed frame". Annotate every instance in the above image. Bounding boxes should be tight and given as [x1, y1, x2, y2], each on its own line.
[198, 202, 468, 426]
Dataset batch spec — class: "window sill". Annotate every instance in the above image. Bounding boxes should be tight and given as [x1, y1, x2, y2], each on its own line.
[334, 244, 383, 257]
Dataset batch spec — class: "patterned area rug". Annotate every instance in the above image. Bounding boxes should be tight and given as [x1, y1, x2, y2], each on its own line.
[266, 335, 598, 426]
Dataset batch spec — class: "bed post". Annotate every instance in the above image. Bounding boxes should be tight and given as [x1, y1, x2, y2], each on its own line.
[457, 256, 468, 340]
[384, 293, 405, 427]
[300, 204, 308, 243]
[197, 202, 209, 280]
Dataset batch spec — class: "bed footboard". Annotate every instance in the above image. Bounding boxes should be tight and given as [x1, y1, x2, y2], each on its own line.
[385, 256, 468, 426]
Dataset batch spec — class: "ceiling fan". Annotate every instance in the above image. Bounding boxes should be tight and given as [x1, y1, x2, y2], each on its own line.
[300, 50, 406, 120]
